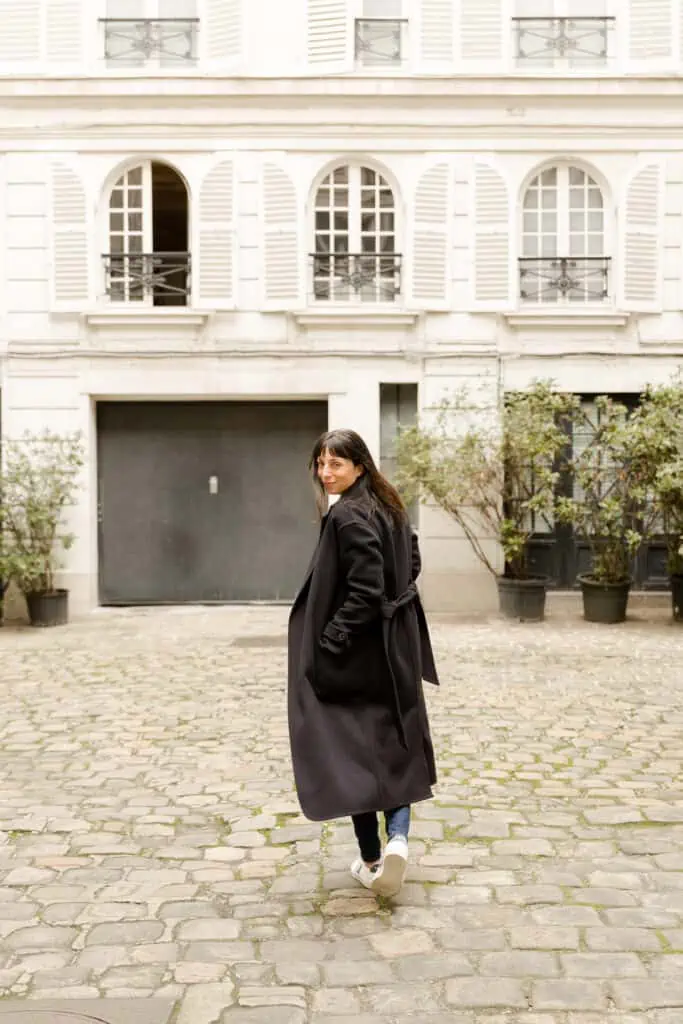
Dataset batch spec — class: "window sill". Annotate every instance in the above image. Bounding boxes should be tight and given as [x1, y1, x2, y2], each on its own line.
[291, 307, 420, 329]
[84, 308, 212, 328]
[504, 308, 630, 329]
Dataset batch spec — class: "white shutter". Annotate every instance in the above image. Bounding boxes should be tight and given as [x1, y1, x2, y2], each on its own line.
[45, 0, 84, 63]
[0, 0, 41, 63]
[198, 160, 235, 307]
[206, 0, 242, 62]
[629, 0, 673, 65]
[307, 0, 350, 70]
[419, 0, 454, 66]
[457, 0, 505, 70]
[473, 161, 510, 308]
[51, 162, 90, 307]
[410, 163, 451, 309]
[262, 163, 301, 310]
[621, 164, 661, 312]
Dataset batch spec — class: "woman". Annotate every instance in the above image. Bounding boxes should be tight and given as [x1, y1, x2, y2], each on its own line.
[288, 428, 439, 898]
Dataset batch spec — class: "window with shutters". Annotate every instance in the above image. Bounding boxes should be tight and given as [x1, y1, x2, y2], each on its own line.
[312, 165, 401, 304]
[513, 0, 615, 69]
[355, 0, 408, 68]
[103, 161, 190, 307]
[519, 165, 610, 305]
[101, 0, 198, 67]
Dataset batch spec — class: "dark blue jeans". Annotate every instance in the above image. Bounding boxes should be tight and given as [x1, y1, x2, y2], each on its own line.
[352, 805, 411, 863]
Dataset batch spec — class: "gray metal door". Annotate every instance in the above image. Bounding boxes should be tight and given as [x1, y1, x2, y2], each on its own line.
[97, 401, 327, 603]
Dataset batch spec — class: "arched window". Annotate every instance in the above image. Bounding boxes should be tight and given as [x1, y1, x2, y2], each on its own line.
[105, 161, 190, 307]
[520, 165, 608, 304]
[312, 165, 400, 303]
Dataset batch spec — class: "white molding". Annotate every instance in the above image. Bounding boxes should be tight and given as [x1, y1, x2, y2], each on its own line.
[84, 309, 212, 328]
[290, 308, 420, 328]
[504, 310, 630, 329]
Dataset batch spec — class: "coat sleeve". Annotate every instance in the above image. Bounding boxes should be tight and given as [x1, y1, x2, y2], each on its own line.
[411, 528, 422, 582]
[320, 516, 384, 653]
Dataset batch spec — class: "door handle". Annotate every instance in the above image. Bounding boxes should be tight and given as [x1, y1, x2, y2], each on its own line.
[209, 475, 218, 495]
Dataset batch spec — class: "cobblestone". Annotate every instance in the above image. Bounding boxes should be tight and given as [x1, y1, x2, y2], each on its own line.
[0, 604, 682, 1021]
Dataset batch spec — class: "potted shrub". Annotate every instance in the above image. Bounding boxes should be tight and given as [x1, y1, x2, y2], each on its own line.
[0, 431, 85, 627]
[395, 380, 578, 622]
[635, 383, 683, 621]
[556, 396, 660, 624]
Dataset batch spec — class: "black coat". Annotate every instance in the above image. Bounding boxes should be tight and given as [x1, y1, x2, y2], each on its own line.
[288, 478, 439, 822]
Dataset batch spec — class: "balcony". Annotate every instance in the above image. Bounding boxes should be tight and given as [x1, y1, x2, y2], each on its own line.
[512, 17, 615, 68]
[519, 257, 611, 304]
[354, 18, 407, 67]
[311, 253, 402, 303]
[103, 253, 191, 308]
[101, 18, 199, 66]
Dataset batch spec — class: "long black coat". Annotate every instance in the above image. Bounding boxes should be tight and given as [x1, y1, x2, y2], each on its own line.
[288, 479, 439, 821]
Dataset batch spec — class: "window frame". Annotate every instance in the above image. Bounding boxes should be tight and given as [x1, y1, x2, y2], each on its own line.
[310, 162, 402, 305]
[518, 163, 612, 307]
[100, 0, 200, 70]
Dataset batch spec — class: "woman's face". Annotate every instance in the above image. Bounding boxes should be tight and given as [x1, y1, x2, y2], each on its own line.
[317, 448, 364, 496]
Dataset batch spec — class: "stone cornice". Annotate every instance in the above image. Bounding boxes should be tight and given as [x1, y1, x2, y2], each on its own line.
[2, 75, 683, 102]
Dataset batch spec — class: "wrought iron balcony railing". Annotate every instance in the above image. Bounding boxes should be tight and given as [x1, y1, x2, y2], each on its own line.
[103, 253, 191, 307]
[312, 253, 402, 303]
[101, 18, 199, 65]
[355, 18, 407, 66]
[519, 256, 610, 304]
[513, 17, 615, 66]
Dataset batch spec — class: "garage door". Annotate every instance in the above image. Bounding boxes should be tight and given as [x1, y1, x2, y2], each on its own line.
[97, 401, 328, 603]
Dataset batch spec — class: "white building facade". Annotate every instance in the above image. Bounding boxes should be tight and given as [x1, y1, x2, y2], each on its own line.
[1, 0, 683, 614]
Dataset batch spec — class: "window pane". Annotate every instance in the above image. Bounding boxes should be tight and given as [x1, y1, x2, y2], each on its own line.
[316, 188, 330, 207]
[334, 212, 348, 231]
[110, 212, 124, 231]
[569, 167, 586, 186]
[541, 212, 557, 232]
[541, 235, 557, 257]
[570, 212, 585, 232]
[110, 189, 123, 210]
[128, 166, 143, 186]
[379, 189, 394, 208]
[588, 189, 603, 209]
[128, 211, 143, 233]
[588, 211, 603, 231]
[541, 168, 557, 187]
[333, 188, 348, 206]
[362, 212, 377, 233]
[361, 167, 377, 186]
[333, 166, 349, 185]
[315, 211, 330, 231]
[380, 212, 394, 231]
[110, 234, 124, 253]
[364, 0, 401, 16]
[541, 189, 556, 209]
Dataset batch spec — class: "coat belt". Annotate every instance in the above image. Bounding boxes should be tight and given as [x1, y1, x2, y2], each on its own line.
[380, 583, 419, 750]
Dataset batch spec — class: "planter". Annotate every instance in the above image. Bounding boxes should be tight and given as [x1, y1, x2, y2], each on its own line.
[578, 574, 631, 624]
[497, 575, 548, 623]
[26, 589, 69, 628]
[672, 574, 683, 622]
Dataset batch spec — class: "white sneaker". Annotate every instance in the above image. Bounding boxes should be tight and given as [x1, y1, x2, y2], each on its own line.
[350, 856, 383, 891]
[371, 836, 408, 898]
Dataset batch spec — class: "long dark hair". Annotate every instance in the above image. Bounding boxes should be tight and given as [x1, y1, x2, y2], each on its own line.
[310, 428, 407, 527]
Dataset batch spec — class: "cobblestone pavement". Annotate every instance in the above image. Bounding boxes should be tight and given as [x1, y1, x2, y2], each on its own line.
[1, 604, 683, 1023]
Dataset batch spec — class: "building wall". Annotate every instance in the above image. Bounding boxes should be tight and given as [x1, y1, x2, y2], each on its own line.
[2, 0, 683, 614]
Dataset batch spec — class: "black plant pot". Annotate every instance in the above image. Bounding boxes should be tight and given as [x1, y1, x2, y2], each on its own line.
[578, 574, 630, 624]
[26, 589, 69, 628]
[671, 575, 683, 622]
[497, 575, 548, 623]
